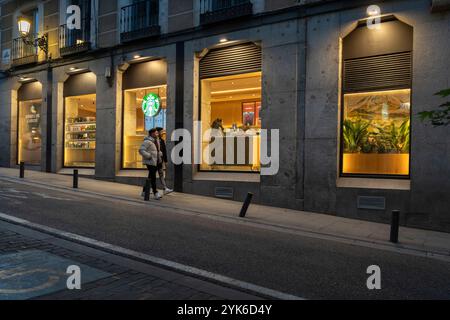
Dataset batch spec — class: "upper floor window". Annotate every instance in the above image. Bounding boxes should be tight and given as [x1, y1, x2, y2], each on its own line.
[59, 0, 92, 56]
[340, 16, 413, 178]
[120, 0, 160, 43]
[200, 0, 253, 25]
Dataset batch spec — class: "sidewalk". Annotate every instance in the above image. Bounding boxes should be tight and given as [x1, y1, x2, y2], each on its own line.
[0, 167, 449, 257]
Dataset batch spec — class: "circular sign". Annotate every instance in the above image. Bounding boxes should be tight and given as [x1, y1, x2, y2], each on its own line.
[142, 93, 161, 117]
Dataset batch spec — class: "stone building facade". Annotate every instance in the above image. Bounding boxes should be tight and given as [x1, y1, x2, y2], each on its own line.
[0, 0, 449, 232]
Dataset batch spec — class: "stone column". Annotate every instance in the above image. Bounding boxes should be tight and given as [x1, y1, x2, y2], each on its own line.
[91, 58, 119, 180]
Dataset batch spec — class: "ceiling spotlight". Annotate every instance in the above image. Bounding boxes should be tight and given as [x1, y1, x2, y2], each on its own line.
[70, 67, 76, 71]
[367, 5, 381, 17]
[134, 55, 141, 59]
[219, 38, 228, 43]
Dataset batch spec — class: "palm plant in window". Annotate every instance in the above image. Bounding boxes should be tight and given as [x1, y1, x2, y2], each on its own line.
[342, 119, 370, 153]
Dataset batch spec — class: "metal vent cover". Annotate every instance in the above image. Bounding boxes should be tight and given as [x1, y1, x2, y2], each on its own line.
[215, 187, 234, 199]
[343, 52, 412, 93]
[200, 43, 261, 79]
[357, 196, 386, 211]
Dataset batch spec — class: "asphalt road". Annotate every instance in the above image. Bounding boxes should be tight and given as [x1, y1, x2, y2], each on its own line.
[0, 178, 449, 299]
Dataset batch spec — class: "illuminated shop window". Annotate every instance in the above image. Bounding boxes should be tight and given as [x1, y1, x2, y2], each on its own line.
[18, 99, 42, 165]
[123, 85, 167, 169]
[64, 94, 96, 167]
[200, 72, 261, 172]
[342, 89, 411, 176]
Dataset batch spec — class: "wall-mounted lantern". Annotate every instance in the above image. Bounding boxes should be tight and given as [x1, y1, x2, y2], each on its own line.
[17, 16, 49, 59]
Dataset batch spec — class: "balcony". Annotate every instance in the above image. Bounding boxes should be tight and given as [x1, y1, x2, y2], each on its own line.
[59, 18, 91, 56]
[120, 0, 160, 43]
[200, 0, 253, 25]
[12, 35, 38, 66]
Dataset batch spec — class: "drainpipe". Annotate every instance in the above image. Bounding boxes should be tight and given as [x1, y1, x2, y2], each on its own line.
[174, 41, 184, 193]
[46, 61, 52, 172]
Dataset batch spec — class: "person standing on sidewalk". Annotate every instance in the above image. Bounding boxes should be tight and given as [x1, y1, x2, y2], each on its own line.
[139, 128, 162, 200]
[156, 127, 173, 195]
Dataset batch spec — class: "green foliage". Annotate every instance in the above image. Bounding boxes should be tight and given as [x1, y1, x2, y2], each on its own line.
[343, 119, 370, 153]
[378, 119, 410, 153]
[343, 119, 410, 154]
[418, 89, 450, 127]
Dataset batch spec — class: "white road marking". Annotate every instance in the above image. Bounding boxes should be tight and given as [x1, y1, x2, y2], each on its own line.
[0, 212, 303, 300]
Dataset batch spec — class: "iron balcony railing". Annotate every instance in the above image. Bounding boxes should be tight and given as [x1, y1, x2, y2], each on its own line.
[59, 18, 91, 56]
[12, 35, 38, 66]
[200, 0, 253, 25]
[120, 0, 160, 43]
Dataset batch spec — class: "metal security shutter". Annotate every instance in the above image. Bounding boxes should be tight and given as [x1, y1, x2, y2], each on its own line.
[200, 43, 261, 79]
[343, 51, 412, 93]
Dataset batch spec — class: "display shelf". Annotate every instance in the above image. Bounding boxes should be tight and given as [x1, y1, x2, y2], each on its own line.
[67, 139, 96, 142]
[66, 121, 97, 126]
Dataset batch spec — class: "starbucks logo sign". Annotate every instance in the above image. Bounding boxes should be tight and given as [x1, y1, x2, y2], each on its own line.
[142, 93, 161, 117]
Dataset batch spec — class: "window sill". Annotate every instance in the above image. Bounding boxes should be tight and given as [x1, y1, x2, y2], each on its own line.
[193, 171, 260, 183]
[117, 170, 148, 178]
[58, 168, 95, 176]
[336, 177, 410, 191]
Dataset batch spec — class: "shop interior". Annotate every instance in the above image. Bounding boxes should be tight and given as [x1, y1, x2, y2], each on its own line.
[123, 85, 167, 169]
[18, 98, 42, 165]
[200, 71, 262, 172]
[342, 89, 411, 176]
[64, 93, 97, 167]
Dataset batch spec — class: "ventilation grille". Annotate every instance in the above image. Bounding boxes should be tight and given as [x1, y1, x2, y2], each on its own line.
[357, 196, 386, 211]
[200, 43, 262, 79]
[344, 52, 412, 93]
[215, 187, 234, 199]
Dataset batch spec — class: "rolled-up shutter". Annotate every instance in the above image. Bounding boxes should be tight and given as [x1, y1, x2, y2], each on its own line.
[343, 52, 412, 93]
[342, 17, 413, 93]
[200, 43, 261, 79]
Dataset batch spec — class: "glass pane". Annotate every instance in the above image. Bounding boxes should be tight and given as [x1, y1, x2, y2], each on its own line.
[123, 85, 167, 169]
[200, 72, 262, 172]
[18, 99, 42, 165]
[64, 94, 96, 167]
[342, 89, 411, 176]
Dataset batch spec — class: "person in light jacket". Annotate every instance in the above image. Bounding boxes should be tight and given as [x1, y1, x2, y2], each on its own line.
[139, 128, 162, 200]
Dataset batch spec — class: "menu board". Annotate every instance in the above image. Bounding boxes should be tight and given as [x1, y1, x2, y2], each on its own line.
[145, 108, 166, 131]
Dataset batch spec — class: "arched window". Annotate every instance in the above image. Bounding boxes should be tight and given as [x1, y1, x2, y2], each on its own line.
[340, 16, 413, 177]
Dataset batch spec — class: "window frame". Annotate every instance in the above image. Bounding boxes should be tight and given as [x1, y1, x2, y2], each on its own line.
[120, 84, 168, 170]
[197, 72, 262, 174]
[16, 97, 43, 166]
[339, 86, 413, 180]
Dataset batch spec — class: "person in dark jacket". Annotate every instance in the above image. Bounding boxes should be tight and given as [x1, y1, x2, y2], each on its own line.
[156, 127, 172, 195]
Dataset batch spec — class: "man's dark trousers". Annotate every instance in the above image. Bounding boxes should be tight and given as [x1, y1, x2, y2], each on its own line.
[143, 165, 158, 194]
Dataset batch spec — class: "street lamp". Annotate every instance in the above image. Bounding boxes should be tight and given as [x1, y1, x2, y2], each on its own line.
[17, 16, 49, 58]
[17, 16, 31, 36]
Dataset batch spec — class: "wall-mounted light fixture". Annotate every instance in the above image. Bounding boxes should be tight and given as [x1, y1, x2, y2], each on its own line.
[66, 67, 89, 75]
[18, 76, 35, 83]
[17, 16, 49, 58]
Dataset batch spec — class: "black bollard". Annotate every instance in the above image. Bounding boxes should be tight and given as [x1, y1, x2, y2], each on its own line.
[73, 170, 78, 189]
[144, 179, 151, 201]
[19, 162, 25, 178]
[390, 210, 400, 243]
[239, 192, 253, 218]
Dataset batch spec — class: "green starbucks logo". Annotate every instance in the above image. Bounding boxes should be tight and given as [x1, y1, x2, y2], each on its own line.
[142, 93, 161, 117]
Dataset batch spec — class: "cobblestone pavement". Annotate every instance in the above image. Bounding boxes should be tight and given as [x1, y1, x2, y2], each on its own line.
[0, 221, 260, 300]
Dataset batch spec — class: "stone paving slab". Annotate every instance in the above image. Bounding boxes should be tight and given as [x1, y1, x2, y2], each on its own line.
[0, 221, 260, 300]
[0, 168, 449, 256]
